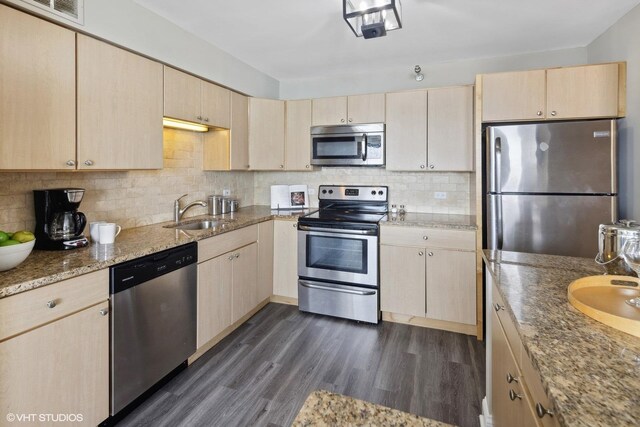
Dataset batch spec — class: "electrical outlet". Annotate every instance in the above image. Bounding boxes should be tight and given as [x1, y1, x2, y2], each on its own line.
[434, 192, 447, 200]
[222, 189, 231, 196]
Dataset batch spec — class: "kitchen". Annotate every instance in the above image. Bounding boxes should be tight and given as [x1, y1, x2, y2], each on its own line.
[0, 1, 640, 424]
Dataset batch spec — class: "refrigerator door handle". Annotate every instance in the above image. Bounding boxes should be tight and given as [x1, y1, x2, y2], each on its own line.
[494, 136, 502, 194]
[487, 129, 502, 193]
[497, 195, 504, 250]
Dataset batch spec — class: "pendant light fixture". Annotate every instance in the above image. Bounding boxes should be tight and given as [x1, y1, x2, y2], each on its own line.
[343, 0, 402, 39]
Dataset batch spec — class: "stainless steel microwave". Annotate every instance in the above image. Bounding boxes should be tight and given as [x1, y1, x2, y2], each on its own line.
[310, 123, 385, 166]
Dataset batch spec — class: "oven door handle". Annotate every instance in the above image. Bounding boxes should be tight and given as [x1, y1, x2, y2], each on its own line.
[299, 281, 376, 296]
[298, 224, 377, 236]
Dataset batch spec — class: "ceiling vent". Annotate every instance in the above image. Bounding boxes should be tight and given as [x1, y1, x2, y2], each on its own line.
[19, 0, 84, 24]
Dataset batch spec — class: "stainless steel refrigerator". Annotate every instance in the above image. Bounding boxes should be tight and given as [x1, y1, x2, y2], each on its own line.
[485, 120, 617, 258]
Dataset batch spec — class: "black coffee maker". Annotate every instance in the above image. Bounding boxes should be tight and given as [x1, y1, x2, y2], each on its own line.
[33, 188, 89, 250]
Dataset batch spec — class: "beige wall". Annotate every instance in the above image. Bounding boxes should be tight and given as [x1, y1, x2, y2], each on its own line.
[0, 129, 254, 232]
[254, 170, 471, 214]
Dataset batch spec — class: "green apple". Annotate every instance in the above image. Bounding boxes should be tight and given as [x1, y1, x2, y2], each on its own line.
[0, 239, 20, 246]
[0, 231, 8, 243]
[12, 231, 35, 243]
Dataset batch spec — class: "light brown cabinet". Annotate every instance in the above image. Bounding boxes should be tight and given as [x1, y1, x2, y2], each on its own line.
[257, 221, 274, 302]
[231, 242, 259, 323]
[285, 99, 313, 170]
[163, 66, 230, 128]
[197, 253, 232, 348]
[386, 86, 473, 172]
[248, 98, 286, 170]
[273, 220, 299, 300]
[203, 92, 249, 171]
[380, 226, 476, 332]
[0, 4, 76, 170]
[481, 63, 625, 122]
[312, 94, 385, 126]
[77, 35, 163, 169]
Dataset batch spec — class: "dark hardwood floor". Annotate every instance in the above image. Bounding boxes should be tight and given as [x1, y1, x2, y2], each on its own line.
[117, 303, 485, 427]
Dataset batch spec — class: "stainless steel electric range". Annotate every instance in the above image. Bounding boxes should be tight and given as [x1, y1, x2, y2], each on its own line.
[297, 185, 388, 323]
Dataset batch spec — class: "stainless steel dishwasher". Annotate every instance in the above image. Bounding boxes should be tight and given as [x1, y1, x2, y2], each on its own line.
[109, 242, 197, 417]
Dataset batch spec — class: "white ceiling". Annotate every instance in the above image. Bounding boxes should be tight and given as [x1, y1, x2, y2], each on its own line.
[133, 0, 640, 80]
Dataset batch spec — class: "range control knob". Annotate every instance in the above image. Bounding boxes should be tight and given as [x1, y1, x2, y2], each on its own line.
[322, 189, 327, 194]
[371, 190, 376, 195]
[378, 190, 384, 195]
[328, 189, 333, 194]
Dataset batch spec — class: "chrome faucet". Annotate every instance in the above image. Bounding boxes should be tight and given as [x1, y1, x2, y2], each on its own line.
[174, 194, 208, 222]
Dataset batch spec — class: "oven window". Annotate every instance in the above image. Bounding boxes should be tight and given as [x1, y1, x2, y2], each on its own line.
[306, 235, 368, 274]
[313, 137, 361, 159]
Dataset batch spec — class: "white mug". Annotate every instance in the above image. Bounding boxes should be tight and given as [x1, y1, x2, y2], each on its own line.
[89, 221, 106, 243]
[98, 223, 121, 244]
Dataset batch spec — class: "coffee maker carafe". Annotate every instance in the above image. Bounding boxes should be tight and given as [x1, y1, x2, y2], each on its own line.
[33, 189, 89, 250]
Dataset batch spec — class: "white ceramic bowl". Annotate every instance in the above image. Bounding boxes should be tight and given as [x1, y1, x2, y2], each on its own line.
[0, 239, 35, 271]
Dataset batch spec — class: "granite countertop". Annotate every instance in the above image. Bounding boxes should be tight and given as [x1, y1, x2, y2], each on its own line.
[380, 212, 477, 230]
[0, 206, 311, 299]
[484, 250, 640, 427]
[292, 390, 453, 427]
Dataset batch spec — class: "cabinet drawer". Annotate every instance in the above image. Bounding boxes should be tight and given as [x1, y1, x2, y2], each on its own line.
[0, 269, 109, 341]
[492, 282, 522, 366]
[381, 226, 475, 250]
[198, 224, 259, 262]
[521, 348, 561, 427]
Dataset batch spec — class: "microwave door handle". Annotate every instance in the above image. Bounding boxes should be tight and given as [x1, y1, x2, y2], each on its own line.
[362, 134, 368, 161]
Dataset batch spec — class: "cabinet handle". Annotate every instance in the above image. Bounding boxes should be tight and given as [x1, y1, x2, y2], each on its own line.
[46, 300, 57, 309]
[341, 118, 345, 123]
[293, 223, 297, 228]
[197, 115, 202, 120]
[508, 390, 522, 401]
[84, 160, 94, 166]
[428, 252, 433, 257]
[280, 165, 284, 169]
[550, 111, 557, 116]
[423, 236, 428, 240]
[429, 165, 435, 169]
[418, 251, 424, 256]
[204, 117, 209, 122]
[536, 110, 543, 116]
[420, 165, 425, 169]
[306, 165, 310, 169]
[506, 372, 519, 383]
[235, 253, 240, 258]
[99, 308, 109, 316]
[348, 118, 353, 122]
[228, 255, 234, 261]
[535, 403, 554, 418]
[494, 303, 504, 312]
[66, 160, 76, 167]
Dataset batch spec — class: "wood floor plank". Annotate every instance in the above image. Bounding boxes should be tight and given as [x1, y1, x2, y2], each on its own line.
[118, 303, 485, 427]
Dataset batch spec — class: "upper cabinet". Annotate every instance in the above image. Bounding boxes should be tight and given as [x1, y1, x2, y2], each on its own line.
[248, 98, 286, 170]
[386, 86, 474, 172]
[311, 94, 385, 126]
[203, 92, 249, 171]
[164, 66, 230, 128]
[77, 35, 164, 169]
[0, 4, 76, 170]
[285, 100, 313, 170]
[481, 63, 626, 122]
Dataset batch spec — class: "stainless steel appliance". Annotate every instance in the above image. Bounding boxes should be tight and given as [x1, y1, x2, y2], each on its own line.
[596, 219, 640, 276]
[310, 123, 385, 166]
[109, 243, 197, 417]
[298, 185, 388, 323]
[33, 188, 89, 250]
[485, 120, 617, 258]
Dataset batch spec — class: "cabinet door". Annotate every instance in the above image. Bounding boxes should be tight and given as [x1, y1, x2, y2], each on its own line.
[482, 70, 546, 122]
[546, 64, 620, 119]
[0, 302, 109, 426]
[257, 221, 274, 302]
[201, 81, 231, 128]
[248, 98, 285, 170]
[427, 86, 473, 171]
[230, 92, 249, 170]
[77, 35, 163, 169]
[197, 255, 232, 348]
[163, 66, 201, 123]
[231, 242, 259, 323]
[312, 96, 348, 125]
[0, 4, 76, 170]
[273, 220, 299, 299]
[285, 99, 313, 170]
[426, 249, 476, 324]
[380, 245, 426, 316]
[347, 93, 385, 124]
[385, 90, 427, 171]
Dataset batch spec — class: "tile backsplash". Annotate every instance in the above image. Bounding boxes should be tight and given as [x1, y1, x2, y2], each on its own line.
[0, 129, 472, 232]
[254, 168, 472, 214]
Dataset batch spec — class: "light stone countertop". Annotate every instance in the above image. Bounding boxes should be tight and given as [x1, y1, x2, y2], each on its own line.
[292, 390, 454, 426]
[380, 212, 477, 230]
[0, 206, 310, 299]
[484, 250, 640, 427]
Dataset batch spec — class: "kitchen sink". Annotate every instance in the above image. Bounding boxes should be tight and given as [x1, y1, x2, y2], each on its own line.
[165, 219, 232, 230]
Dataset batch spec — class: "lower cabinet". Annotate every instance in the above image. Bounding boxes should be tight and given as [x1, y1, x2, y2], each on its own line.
[0, 270, 109, 425]
[380, 225, 477, 333]
[273, 219, 299, 300]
